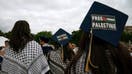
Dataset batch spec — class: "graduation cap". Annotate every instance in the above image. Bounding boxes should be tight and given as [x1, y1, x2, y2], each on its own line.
[80, 1, 128, 47]
[80, 1, 128, 72]
[52, 28, 72, 46]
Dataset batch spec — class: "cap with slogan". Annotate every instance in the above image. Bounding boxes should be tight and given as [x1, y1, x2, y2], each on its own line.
[52, 28, 72, 46]
[80, 1, 128, 46]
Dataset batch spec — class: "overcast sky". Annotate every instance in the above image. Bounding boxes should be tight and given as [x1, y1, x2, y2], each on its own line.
[0, 0, 132, 34]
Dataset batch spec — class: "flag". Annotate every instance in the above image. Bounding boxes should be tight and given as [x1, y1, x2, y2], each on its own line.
[52, 28, 71, 46]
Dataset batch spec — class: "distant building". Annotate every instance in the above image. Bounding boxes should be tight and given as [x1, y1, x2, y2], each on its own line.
[124, 26, 132, 33]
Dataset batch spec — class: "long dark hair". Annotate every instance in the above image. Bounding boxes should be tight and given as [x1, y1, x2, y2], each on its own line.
[66, 31, 132, 74]
[65, 31, 86, 73]
[108, 42, 132, 74]
[62, 43, 75, 62]
[9, 20, 33, 52]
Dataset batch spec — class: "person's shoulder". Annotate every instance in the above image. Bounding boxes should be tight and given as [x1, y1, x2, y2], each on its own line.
[28, 40, 38, 44]
[26, 40, 42, 53]
[27, 40, 40, 46]
[25, 40, 43, 62]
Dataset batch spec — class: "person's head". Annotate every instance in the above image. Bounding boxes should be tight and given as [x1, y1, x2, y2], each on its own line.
[9, 20, 33, 52]
[68, 42, 73, 49]
[39, 36, 49, 45]
[68, 42, 76, 50]
[61, 42, 76, 62]
[5, 40, 9, 48]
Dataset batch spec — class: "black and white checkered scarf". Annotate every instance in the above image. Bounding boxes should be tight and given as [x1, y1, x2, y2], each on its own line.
[2, 40, 49, 74]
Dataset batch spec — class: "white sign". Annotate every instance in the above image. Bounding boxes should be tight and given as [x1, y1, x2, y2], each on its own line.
[91, 14, 116, 31]
[57, 34, 68, 41]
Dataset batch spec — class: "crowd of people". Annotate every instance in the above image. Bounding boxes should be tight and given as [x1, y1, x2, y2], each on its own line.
[0, 20, 131, 74]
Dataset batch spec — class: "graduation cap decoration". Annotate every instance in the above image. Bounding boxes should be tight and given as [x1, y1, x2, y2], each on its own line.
[80, 1, 128, 47]
[52, 28, 72, 46]
[52, 28, 72, 61]
[80, 1, 128, 72]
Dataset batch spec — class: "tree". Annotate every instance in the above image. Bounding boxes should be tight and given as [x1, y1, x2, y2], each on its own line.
[71, 30, 82, 46]
[34, 31, 52, 42]
[121, 31, 132, 42]
[0, 30, 4, 36]
[4, 31, 11, 39]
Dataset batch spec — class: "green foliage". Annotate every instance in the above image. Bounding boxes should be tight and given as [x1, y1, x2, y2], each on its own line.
[71, 30, 82, 46]
[34, 31, 52, 42]
[0, 30, 4, 36]
[121, 31, 132, 42]
[4, 31, 11, 39]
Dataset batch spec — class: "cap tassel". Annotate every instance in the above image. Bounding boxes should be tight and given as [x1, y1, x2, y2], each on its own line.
[85, 28, 98, 72]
